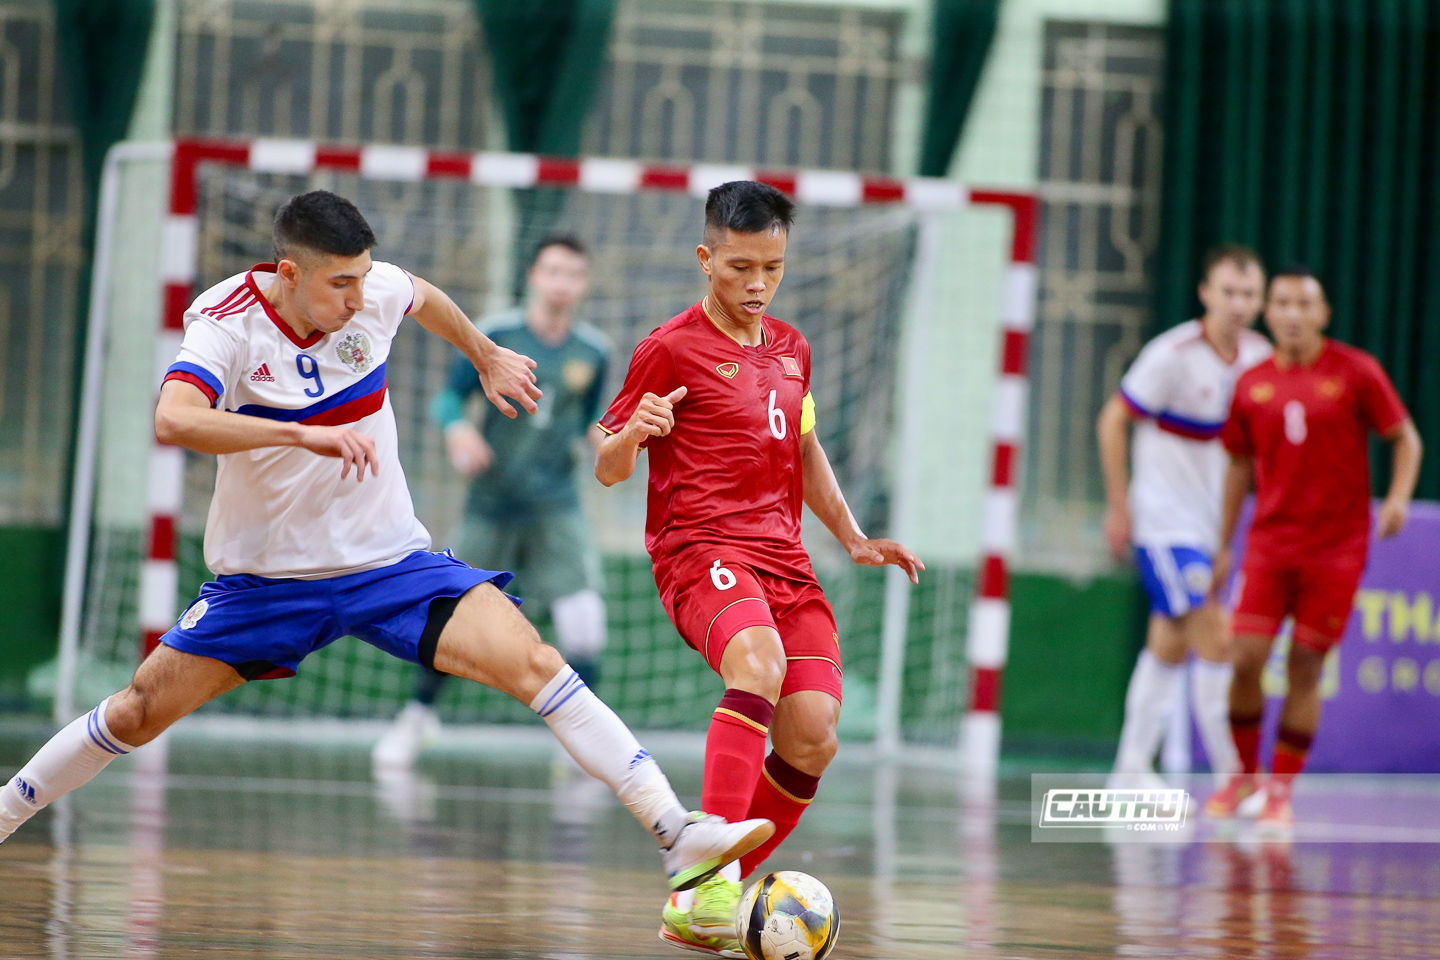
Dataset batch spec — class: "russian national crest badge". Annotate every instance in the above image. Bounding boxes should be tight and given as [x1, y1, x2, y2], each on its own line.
[337, 331, 374, 374]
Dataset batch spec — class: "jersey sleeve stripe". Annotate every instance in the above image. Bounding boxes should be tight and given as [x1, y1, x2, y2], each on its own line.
[1117, 385, 1156, 419]
[163, 361, 224, 406]
[1155, 411, 1224, 440]
[402, 269, 416, 316]
[207, 292, 257, 320]
[200, 284, 251, 317]
[234, 361, 386, 423]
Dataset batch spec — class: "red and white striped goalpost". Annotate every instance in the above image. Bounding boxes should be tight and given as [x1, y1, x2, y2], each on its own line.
[136, 137, 1035, 772]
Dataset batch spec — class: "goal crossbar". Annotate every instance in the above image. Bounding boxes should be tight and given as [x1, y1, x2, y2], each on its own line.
[65, 137, 1036, 776]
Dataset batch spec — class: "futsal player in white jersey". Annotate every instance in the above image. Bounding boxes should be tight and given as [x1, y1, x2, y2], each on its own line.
[0, 191, 771, 893]
[1097, 245, 1271, 783]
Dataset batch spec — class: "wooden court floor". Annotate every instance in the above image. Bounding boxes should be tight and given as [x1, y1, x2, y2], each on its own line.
[2, 722, 1439, 959]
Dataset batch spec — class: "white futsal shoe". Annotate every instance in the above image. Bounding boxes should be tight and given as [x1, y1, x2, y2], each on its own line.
[663, 812, 774, 892]
[371, 701, 441, 771]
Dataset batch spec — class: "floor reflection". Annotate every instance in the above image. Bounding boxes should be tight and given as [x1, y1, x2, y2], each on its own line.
[1, 725, 1438, 958]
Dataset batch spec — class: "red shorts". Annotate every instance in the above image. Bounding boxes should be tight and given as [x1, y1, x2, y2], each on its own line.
[1232, 550, 1366, 651]
[660, 551, 843, 702]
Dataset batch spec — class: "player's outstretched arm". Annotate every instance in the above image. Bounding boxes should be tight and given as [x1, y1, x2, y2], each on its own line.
[407, 273, 541, 418]
[1377, 418, 1423, 538]
[800, 430, 924, 583]
[155, 380, 379, 481]
[1211, 454, 1254, 598]
[1096, 392, 1136, 560]
[594, 386, 687, 486]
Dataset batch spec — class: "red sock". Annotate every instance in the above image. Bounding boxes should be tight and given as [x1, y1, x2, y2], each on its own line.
[702, 690, 775, 822]
[1230, 710, 1263, 775]
[1270, 724, 1313, 788]
[739, 752, 821, 878]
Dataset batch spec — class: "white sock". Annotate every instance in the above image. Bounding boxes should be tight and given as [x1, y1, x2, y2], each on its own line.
[1191, 658, 1239, 778]
[1113, 651, 1183, 775]
[1, 698, 135, 842]
[530, 665, 687, 849]
[552, 589, 607, 659]
[1160, 666, 1192, 774]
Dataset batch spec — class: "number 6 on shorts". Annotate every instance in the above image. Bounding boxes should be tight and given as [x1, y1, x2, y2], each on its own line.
[711, 560, 737, 591]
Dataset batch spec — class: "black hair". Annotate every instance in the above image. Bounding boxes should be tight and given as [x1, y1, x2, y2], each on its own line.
[1271, 263, 1322, 285]
[704, 180, 795, 245]
[273, 190, 377, 262]
[1200, 243, 1264, 282]
[530, 232, 588, 267]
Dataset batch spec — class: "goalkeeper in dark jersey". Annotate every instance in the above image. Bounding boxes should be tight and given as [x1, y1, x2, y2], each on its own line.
[374, 234, 611, 769]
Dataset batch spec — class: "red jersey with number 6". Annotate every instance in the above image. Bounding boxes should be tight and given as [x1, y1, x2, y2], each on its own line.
[1221, 340, 1408, 563]
[599, 301, 817, 583]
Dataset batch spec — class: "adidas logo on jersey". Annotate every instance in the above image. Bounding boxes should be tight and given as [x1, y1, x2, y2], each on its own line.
[250, 363, 275, 382]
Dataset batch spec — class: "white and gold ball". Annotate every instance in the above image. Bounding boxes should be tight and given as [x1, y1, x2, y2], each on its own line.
[736, 871, 839, 960]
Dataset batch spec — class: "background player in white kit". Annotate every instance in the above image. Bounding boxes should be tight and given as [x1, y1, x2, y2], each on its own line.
[0, 191, 771, 895]
[1097, 245, 1271, 784]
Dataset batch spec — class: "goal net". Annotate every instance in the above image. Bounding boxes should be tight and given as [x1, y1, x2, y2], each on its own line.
[69, 146, 986, 745]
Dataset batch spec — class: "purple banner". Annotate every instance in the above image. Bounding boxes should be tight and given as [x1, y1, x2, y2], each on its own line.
[1218, 499, 1440, 773]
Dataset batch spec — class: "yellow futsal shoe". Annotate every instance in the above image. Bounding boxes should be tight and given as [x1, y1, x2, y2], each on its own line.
[658, 891, 744, 958]
[688, 874, 744, 940]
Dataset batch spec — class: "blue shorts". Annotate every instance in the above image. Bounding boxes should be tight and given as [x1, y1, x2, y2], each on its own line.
[1135, 545, 1213, 618]
[161, 550, 514, 680]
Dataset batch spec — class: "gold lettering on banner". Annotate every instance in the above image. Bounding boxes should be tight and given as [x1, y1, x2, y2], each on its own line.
[1358, 590, 1440, 644]
[1392, 592, 1434, 642]
[1358, 590, 1387, 640]
[1393, 658, 1420, 693]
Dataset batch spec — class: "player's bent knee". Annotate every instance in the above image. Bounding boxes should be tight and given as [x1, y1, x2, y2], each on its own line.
[527, 642, 567, 687]
[1231, 634, 1273, 673]
[721, 629, 787, 700]
[106, 685, 170, 747]
[1286, 644, 1325, 685]
[802, 725, 839, 767]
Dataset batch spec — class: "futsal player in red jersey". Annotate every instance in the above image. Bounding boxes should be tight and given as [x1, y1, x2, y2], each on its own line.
[1206, 267, 1422, 828]
[596, 181, 923, 956]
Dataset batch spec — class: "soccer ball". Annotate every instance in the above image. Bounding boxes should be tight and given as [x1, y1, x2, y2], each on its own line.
[735, 871, 839, 960]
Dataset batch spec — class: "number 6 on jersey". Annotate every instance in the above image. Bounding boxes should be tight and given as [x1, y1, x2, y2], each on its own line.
[768, 389, 786, 440]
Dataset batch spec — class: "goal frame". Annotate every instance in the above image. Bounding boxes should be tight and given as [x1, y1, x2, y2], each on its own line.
[58, 138, 1036, 778]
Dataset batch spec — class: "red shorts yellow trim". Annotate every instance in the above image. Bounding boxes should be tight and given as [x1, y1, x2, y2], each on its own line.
[1232, 550, 1366, 651]
[662, 553, 843, 702]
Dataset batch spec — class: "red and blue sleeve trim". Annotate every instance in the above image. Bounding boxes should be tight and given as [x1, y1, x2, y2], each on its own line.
[1156, 411, 1225, 440]
[1119, 384, 1224, 440]
[1117, 385, 1156, 419]
[234, 362, 388, 426]
[163, 361, 225, 407]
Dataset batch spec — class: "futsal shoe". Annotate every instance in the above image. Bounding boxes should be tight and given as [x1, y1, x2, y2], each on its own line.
[663, 812, 775, 892]
[371, 701, 440, 771]
[1203, 772, 1260, 819]
[1256, 781, 1295, 834]
[658, 892, 744, 958]
[688, 874, 743, 939]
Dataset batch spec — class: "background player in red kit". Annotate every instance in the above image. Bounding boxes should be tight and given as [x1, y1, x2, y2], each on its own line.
[595, 181, 922, 956]
[1207, 266, 1423, 828]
